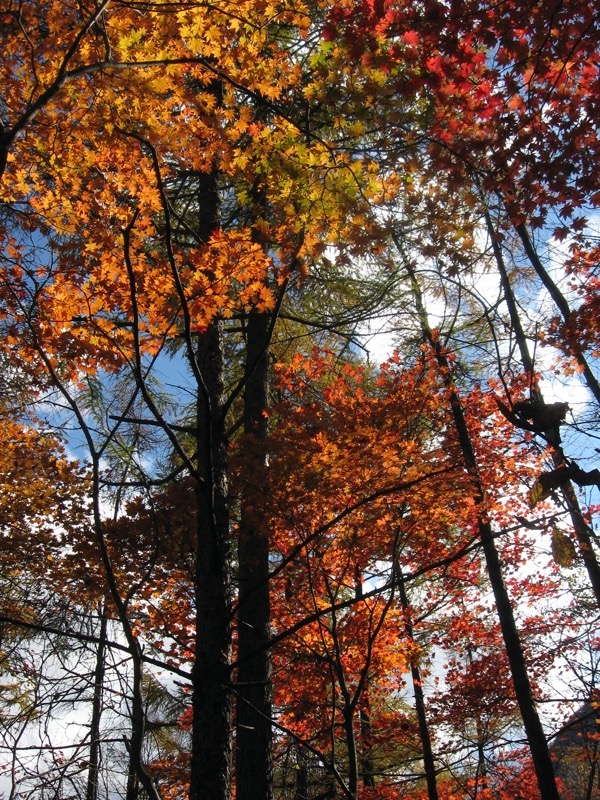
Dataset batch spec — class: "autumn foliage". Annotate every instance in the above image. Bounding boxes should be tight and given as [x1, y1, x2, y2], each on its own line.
[0, 0, 599, 799]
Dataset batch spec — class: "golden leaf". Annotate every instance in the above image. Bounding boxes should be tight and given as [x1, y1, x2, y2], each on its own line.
[551, 527, 577, 567]
[528, 478, 550, 509]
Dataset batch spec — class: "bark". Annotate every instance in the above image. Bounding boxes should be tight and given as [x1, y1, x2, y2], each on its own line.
[359, 706, 375, 789]
[447, 372, 560, 800]
[295, 743, 309, 800]
[355, 577, 375, 791]
[326, 577, 359, 799]
[475, 718, 487, 796]
[236, 310, 273, 800]
[188, 111, 233, 800]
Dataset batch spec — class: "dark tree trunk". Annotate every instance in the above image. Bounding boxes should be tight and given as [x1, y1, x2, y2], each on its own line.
[190, 320, 233, 800]
[515, 222, 600, 405]
[401, 253, 561, 800]
[475, 718, 487, 796]
[397, 572, 439, 800]
[86, 604, 107, 800]
[236, 310, 273, 800]
[488, 213, 600, 611]
[359, 705, 375, 790]
[354, 576, 375, 791]
[295, 743, 309, 800]
[188, 126, 233, 800]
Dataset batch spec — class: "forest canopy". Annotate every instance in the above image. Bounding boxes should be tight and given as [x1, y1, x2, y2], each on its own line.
[1, 0, 600, 798]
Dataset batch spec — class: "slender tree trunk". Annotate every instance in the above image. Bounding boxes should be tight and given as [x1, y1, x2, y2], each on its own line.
[90, 466, 160, 800]
[488, 213, 600, 611]
[401, 252, 561, 800]
[515, 222, 600, 405]
[342, 701, 360, 800]
[236, 310, 273, 800]
[397, 571, 438, 800]
[354, 577, 375, 791]
[86, 604, 107, 800]
[585, 758, 597, 800]
[475, 717, 487, 797]
[359, 705, 375, 789]
[326, 586, 359, 799]
[464, 642, 488, 798]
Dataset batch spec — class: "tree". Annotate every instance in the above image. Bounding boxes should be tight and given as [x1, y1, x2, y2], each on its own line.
[2, 1, 600, 798]
[1, 3, 392, 799]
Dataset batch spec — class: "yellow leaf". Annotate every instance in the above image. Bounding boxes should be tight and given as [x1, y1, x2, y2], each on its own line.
[528, 477, 550, 509]
[551, 527, 577, 567]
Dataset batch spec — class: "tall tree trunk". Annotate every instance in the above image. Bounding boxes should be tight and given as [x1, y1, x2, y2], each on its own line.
[400, 250, 561, 800]
[236, 309, 273, 800]
[125, 765, 140, 800]
[86, 604, 107, 800]
[188, 128, 233, 800]
[359, 705, 375, 790]
[475, 716, 487, 796]
[397, 570, 438, 800]
[354, 575, 375, 791]
[326, 582, 359, 799]
[465, 641, 488, 798]
[190, 320, 232, 800]
[515, 222, 600, 405]
[295, 743, 309, 800]
[488, 213, 600, 611]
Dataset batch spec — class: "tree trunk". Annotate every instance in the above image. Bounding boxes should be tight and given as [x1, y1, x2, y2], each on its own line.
[397, 571, 439, 800]
[190, 320, 233, 800]
[489, 213, 600, 611]
[236, 310, 273, 800]
[354, 575, 375, 791]
[86, 604, 107, 800]
[295, 743, 309, 800]
[188, 124, 233, 800]
[359, 705, 375, 790]
[402, 253, 561, 800]
[515, 222, 600, 405]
